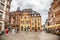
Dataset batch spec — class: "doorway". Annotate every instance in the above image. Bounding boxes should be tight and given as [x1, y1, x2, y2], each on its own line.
[21, 26, 23, 31]
[32, 27, 34, 31]
[38, 27, 40, 31]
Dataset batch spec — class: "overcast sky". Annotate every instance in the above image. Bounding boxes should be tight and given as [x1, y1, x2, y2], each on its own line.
[10, 0, 53, 25]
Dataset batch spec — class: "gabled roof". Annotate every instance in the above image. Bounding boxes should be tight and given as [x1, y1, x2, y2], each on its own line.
[10, 9, 41, 16]
[22, 9, 40, 15]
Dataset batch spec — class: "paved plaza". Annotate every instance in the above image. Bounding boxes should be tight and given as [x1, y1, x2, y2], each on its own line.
[1, 31, 60, 40]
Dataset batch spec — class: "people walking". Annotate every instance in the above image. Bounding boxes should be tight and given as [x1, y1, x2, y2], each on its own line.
[15, 25, 19, 33]
[5, 28, 9, 36]
[12, 28, 15, 34]
[12, 25, 15, 34]
[26, 27, 28, 33]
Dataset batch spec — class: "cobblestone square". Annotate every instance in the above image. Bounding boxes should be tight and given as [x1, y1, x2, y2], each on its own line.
[1, 31, 60, 40]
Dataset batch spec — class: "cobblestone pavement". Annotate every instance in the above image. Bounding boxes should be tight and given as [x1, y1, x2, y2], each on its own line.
[1, 31, 60, 40]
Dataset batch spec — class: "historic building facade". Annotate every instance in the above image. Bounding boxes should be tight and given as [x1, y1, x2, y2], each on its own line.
[10, 8, 42, 31]
[5, 0, 12, 29]
[0, 0, 12, 31]
[47, 0, 60, 26]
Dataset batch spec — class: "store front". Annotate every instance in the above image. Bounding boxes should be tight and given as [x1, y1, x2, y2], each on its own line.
[20, 26, 30, 31]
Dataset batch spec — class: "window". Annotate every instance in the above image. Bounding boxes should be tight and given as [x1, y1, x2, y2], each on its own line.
[34, 15, 36, 16]
[0, 12, 3, 19]
[26, 21, 29, 24]
[0, 3, 4, 10]
[38, 18, 40, 21]
[32, 15, 34, 16]
[6, 8, 9, 11]
[32, 22, 34, 25]
[26, 20, 30, 24]
[21, 21, 24, 24]
[24, 17, 26, 19]
[27, 16, 30, 18]
[20, 16, 24, 19]
[38, 22, 40, 25]
[32, 17, 35, 21]
[7, 2, 9, 5]
[6, 15, 9, 20]
[0, 15, 2, 18]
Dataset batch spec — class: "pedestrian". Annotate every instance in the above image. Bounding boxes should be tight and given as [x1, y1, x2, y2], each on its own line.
[0, 31, 2, 36]
[8, 25, 11, 31]
[26, 27, 27, 33]
[15, 25, 19, 33]
[5, 28, 9, 36]
[12, 26, 15, 34]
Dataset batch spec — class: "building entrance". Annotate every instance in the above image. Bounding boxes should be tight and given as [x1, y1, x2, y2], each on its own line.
[21, 26, 23, 31]
[32, 27, 34, 31]
[38, 27, 40, 31]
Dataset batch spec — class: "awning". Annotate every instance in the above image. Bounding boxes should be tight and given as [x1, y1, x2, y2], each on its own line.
[46, 25, 55, 28]
[55, 24, 60, 27]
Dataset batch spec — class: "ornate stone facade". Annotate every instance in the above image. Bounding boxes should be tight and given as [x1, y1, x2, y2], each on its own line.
[48, 0, 60, 26]
[10, 9, 42, 31]
[0, 0, 12, 31]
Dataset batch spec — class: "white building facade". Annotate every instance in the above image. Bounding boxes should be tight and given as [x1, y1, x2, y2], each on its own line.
[0, 0, 9, 31]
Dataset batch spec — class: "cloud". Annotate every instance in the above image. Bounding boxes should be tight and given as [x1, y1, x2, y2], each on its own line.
[10, 0, 53, 25]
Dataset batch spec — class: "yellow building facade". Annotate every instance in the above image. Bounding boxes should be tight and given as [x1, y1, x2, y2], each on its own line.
[10, 9, 42, 31]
